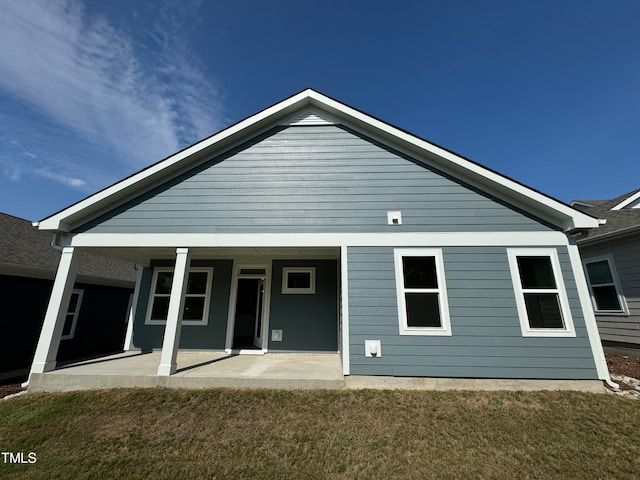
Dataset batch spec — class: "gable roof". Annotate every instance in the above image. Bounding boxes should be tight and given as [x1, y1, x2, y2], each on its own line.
[571, 189, 640, 244]
[0, 212, 136, 286]
[36, 89, 599, 234]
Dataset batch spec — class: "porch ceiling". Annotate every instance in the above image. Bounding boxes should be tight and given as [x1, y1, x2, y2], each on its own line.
[80, 246, 340, 265]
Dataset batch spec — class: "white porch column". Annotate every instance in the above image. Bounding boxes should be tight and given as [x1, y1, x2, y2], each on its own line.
[123, 265, 144, 351]
[157, 248, 191, 376]
[30, 247, 80, 374]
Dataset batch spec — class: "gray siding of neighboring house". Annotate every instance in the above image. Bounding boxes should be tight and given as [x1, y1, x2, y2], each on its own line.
[268, 260, 338, 352]
[347, 246, 598, 379]
[131, 260, 232, 351]
[579, 235, 640, 345]
[74, 125, 556, 235]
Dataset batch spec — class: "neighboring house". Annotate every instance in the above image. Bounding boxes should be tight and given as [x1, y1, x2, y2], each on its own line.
[0, 213, 136, 380]
[571, 189, 640, 346]
[28, 89, 612, 385]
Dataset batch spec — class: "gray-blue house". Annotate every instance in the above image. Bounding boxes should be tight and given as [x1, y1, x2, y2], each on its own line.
[28, 89, 613, 386]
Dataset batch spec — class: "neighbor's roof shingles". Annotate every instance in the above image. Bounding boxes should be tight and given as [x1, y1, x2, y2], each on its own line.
[574, 189, 640, 242]
[0, 212, 136, 284]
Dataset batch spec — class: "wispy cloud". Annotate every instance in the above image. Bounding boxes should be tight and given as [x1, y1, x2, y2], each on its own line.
[0, 0, 224, 189]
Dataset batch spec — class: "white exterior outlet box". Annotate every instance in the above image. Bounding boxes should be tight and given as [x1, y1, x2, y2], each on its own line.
[365, 340, 381, 358]
[271, 330, 283, 342]
[387, 211, 402, 225]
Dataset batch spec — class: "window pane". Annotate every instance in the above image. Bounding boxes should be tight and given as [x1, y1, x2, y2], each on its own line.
[151, 297, 170, 321]
[517, 257, 556, 289]
[62, 314, 74, 336]
[593, 285, 622, 311]
[586, 261, 614, 285]
[524, 293, 564, 328]
[402, 257, 437, 289]
[287, 272, 311, 289]
[187, 272, 208, 294]
[67, 292, 79, 314]
[155, 272, 174, 294]
[183, 297, 205, 321]
[405, 293, 441, 328]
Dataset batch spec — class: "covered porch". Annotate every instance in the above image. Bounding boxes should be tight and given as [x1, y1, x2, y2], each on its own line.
[28, 351, 345, 392]
[27, 243, 348, 388]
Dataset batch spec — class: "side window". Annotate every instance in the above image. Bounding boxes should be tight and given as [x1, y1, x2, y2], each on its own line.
[507, 249, 575, 337]
[584, 256, 627, 314]
[282, 267, 316, 294]
[146, 268, 213, 325]
[61, 289, 84, 340]
[394, 249, 451, 336]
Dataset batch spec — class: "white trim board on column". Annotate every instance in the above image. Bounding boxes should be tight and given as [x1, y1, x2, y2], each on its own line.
[566, 244, 616, 388]
[66, 231, 572, 248]
[30, 247, 80, 375]
[157, 248, 191, 376]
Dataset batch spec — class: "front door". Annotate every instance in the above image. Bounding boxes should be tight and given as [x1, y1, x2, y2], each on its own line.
[229, 265, 269, 351]
[253, 280, 265, 348]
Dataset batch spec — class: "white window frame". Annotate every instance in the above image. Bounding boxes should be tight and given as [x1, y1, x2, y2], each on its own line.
[145, 267, 213, 326]
[282, 267, 316, 294]
[61, 289, 84, 340]
[393, 248, 451, 336]
[507, 248, 575, 337]
[582, 254, 628, 316]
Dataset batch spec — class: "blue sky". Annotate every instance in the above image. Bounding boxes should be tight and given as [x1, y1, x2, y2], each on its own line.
[0, 0, 638, 221]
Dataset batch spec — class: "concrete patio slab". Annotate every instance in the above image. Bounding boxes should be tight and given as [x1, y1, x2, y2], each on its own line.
[27, 351, 346, 392]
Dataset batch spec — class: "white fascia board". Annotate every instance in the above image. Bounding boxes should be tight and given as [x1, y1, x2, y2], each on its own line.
[305, 91, 599, 231]
[67, 231, 570, 248]
[611, 190, 640, 210]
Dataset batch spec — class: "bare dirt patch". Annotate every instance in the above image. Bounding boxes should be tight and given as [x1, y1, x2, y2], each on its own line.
[0, 383, 25, 399]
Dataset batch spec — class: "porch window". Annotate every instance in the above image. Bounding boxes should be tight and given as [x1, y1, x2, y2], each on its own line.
[61, 289, 84, 340]
[584, 256, 627, 314]
[145, 268, 213, 325]
[393, 249, 451, 336]
[282, 267, 316, 294]
[507, 249, 575, 337]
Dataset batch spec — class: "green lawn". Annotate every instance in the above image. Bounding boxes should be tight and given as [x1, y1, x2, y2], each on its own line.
[0, 388, 638, 479]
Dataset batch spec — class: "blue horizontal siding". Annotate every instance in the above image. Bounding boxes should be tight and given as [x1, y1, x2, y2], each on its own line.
[347, 246, 598, 379]
[75, 125, 555, 234]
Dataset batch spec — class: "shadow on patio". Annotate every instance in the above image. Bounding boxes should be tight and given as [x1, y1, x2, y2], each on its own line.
[28, 351, 345, 392]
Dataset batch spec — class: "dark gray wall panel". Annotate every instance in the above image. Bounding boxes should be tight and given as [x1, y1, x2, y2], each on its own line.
[268, 260, 338, 352]
[347, 246, 598, 379]
[76, 125, 555, 234]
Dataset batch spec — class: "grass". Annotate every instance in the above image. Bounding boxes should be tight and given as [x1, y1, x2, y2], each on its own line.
[0, 388, 639, 479]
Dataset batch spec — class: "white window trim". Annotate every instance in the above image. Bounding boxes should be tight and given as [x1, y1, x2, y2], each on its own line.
[582, 254, 628, 316]
[282, 267, 316, 294]
[61, 289, 84, 340]
[394, 248, 452, 336]
[507, 248, 575, 337]
[145, 267, 213, 326]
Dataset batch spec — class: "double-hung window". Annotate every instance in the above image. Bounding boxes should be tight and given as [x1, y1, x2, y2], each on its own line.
[146, 267, 213, 325]
[394, 249, 451, 336]
[507, 249, 575, 337]
[583, 256, 627, 314]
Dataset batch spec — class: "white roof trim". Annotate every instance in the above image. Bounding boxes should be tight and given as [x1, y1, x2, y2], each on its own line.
[38, 88, 599, 232]
[611, 190, 640, 210]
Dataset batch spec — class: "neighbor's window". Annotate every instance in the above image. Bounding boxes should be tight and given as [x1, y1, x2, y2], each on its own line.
[282, 267, 316, 294]
[584, 256, 627, 314]
[393, 249, 451, 336]
[507, 249, 575, 337]
[146, 268, 213, 325]
[61, 289, 84, 340]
